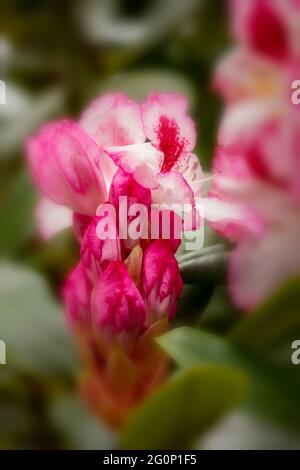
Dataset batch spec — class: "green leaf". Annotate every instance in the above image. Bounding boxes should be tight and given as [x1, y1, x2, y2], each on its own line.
[178, 245, 228, 285]
[230, 275, 300, 362]
[199, 286, 240, 333]
[121, 365, 248, 450]
[159, 327, 300, 432]
[0, 262, 77, 380]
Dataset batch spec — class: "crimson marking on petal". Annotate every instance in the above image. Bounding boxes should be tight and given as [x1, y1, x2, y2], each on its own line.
[247, 2, 289, 62]
[157, 115, 185, 173]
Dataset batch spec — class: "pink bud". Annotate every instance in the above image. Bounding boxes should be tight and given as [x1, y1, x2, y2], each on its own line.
[26, 120, 107, 215]
[141, 240, 183, 323]
[91, 262, 146, 335]
[73, 213, 93, 243]
[62, 261, 93, 327]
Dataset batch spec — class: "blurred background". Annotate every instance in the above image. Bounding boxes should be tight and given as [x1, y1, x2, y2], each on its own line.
[1, 0, 300, 450]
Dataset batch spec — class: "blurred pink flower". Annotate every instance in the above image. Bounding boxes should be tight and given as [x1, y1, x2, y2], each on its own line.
[230, 0, 300, 63]
[211, 0, 300, 310]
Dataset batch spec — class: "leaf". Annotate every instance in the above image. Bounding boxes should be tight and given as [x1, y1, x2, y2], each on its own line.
[0, 261, 77, 380]
[121, 365, 248, 450]
[178, 245, 228, 285]
[159, 327, 300, 432]
[230, 275, 300, 362]
[200, 286, 241, 333]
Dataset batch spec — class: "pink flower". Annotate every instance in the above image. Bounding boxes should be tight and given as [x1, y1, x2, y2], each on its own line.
[229, 214, 300, 310]
[212, 112, 300, 310]
[26, 120, 107, 216]
[27, 92, 204, 240]
[104, 93, 203, 220]
[230, 0, 300, 63]
[28, 90, 192, 427]
[211, 1, 300, 310]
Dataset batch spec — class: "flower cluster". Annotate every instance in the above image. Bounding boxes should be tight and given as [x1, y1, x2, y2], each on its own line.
[211, 0, 300, 309]
[26, 92, 203, 427]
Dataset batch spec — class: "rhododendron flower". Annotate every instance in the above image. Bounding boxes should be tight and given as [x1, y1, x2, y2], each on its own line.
[211, 127, 300, 310]
[27, 91, 204, 240]
[210, 0, 300, 310]
[26, 89, 204, 427]
[230, 0, 300, 63]
[104, 93, 204, 224]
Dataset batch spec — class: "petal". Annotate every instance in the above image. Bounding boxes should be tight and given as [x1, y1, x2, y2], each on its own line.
[104, 143, 162, 189]
[152, 171, 194, 207]
[174, 153, 204, 198]
[97, 148, 118, 192]
[73, 213, 93, 243]
[202, 197, 265, 241]
[218, 100, 277, 148]
[91, 261, 146, 334]
[230, 0, 289, 62]
[214, 47, 282, 103]
[152, 171, 198, 230]
[36, 197, 72, 240]
[62, 261, 93, 327]
[26, 120, 107, 215]
[141, 207, 182, 254]
[109, 169, 152, 255]
[109, 168, 151, 211]
[229, 225, 300, 310]
[141, 240, 183, 322]
[80, 92, 145, 146]
[141, 92, 196, 158]
[81, 216, 121, 282]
